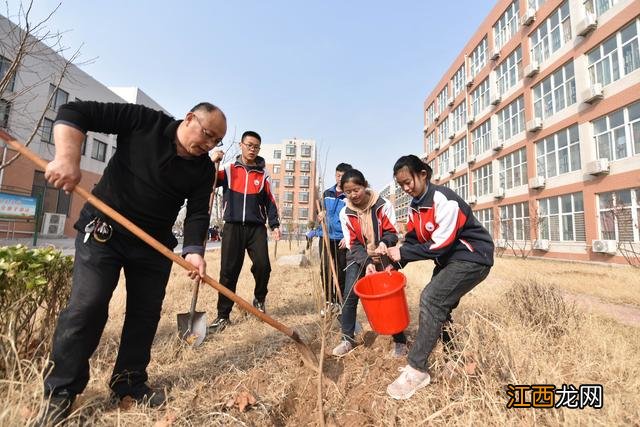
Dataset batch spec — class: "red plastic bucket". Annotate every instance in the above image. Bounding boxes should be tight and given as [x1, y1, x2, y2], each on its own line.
[353, 271, 410, 335]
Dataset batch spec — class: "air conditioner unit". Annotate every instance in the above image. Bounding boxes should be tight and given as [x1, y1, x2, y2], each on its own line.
[466, 76, 474, 87]
[521, 8, 536, 26]
[533, 239, 550, 251]
[466, 115, 475, 125]
[492, 141, 504, 151]
[577, 13, 597, 37]
[583, 83, 604, 104]
[494, 187, 505, 199]
[495, 239, 508, 248]
[448, 132, 456, 140]
[423, 125, 429, 133]
[527, 118, 543, 132]
[449, 165, 456, 174]
[41, 213, 66, 237]
[447, 96, 455, 107]
[592, 239, 617, 255]
[490, 49, 500, 60]
[467, 155, 476, 165]
[525, 61, 540, 78]
[491, 94, 502, 106]
[434, 114, 440, 123]
[467, 196, 477, 205]
[529, 176, 546, 189]
[433, 174, 442, 182]
[586, 158, 610, 175]
[433, 142, 441, 151]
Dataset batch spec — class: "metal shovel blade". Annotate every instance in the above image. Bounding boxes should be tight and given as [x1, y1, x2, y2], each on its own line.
[177, 311, 207, 346]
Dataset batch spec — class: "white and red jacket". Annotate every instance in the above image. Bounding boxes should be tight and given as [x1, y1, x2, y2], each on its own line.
[400, 183, 494, 267]
[339, 196, 399, 267]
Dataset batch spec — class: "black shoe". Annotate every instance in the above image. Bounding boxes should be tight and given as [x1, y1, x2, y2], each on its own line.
[111, 384, 167, 408]
[208, 316, 231, 333]
[35, 393, 75, 426]
[253, 298, 266, 314]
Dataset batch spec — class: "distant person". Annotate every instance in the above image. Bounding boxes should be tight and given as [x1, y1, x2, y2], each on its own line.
[332, 169, 407, 357]
[305, 227, 317, 250]
[317, 163, 352, 312]
[384, 155, 493, 400]
[38, 101, 226, 424]
[208, 131, 280, 333]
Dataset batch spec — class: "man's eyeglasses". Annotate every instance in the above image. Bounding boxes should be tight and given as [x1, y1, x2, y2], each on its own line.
[241, 141, 261, 151]
[193, 115, 223, 147]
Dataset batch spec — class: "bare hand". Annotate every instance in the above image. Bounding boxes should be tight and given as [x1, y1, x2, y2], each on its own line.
[374, 241, 387, 255]
[185, 253, 206, 283]
[365, 263, 377, 275]
[338, 238, 347, 249]
[387, 246, 401, 262]
[44, 158, 81, 193]
[317, 211, 325, 222]
[272, 227, 281, 241]
[210, 150, 224, 163]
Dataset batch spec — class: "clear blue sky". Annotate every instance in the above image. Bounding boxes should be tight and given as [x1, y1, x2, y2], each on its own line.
[6, 1, 494, 190]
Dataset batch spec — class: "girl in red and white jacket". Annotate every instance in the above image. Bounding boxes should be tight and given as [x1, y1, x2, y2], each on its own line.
[332, 169, 408, 357]
[385, 155, 493, 400]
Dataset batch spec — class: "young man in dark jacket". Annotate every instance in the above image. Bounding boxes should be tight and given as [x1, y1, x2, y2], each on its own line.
[208, 131, 281, 332]
[39, 101, 226, 424]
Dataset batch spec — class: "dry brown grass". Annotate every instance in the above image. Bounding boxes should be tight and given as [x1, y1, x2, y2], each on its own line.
[2, 240, 639, 425]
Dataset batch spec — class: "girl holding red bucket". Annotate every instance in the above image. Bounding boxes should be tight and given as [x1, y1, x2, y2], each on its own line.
[384, 155, 494, 400]
[331, 169, 409, 357]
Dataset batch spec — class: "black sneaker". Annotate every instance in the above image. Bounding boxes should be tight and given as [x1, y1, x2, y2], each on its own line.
[34, 393, 75, 426]
[253, 298, 266, 314]
[112, 384, 167, 408]
[208, 316, 231, 333]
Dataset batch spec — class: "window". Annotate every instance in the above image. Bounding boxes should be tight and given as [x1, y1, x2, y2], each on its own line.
[427, 103, 436, 125]
[274, 150, 281, 159]
[299, 207, 309, 219]
[452, 137, 467, 167]
[48, 84, 69, 111]
[532, 61, 576, 121]
[528, 0, 547, 11]
[584, 0, 619, 16]
[300, 175, 310, 188]
[301, 145, 312, 157]
[470, 37, 488, 78]
[530, 1, 572, 64]
[587, 19, 640, 87]
[539, 192, 585, 241]
[593, 101, 640, 160]
[452, 102, 467, 133]
[81, 136, 87, 155]
[273, 165, 281, 174]
[500, 202, 530, 241]
[496, 96, 525, 142]
[494, 1, 520, 51]
[300, 160, 310, 172]
[91, 139, 107, 162]
[282, 206, 293, 218]
[437, 117, 449, 147]
[451, 65, 466, 97]
[438, 150, 450, 176]
[285, 144, 296, 156]
[475, 208, 494, 237]
[299, 192, 309, 203]
[472, 119, 492, 156]
[451, 174, 469, 201]
[470, 77, 490, 117]
[496, 46, 522, 96]
[41, 118, 54, 143]
[499, 148, 527, 190]
[272, 179, 279, 190]
[31, 171, 71, 216]
[0, 99, 10, 128]
[284, 175, 295, 187]
[284, 191, 294, 203]
[426, 131, 436, 153]
[285, 160, 295, 171]
[0, 55, 16, 92]
[437, 86, 449, 114]
[472, 163, 493, 197]
[536, 125, 581, 178]
[598, 188, 640, 241]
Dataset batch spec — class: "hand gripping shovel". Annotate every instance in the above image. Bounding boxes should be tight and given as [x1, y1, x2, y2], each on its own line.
[0, 131, 319, 372]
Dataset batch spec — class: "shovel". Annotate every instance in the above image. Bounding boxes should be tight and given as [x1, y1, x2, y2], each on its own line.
[176, 279, 207, 346]
[0, 131, 319, 372]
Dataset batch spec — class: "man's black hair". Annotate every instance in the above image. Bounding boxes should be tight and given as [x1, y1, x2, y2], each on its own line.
[241, 130, 262, 143]
[335, 163, 353, 173]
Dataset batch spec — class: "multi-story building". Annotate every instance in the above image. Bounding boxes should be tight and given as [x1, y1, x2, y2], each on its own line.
[0, 15, 168, 238]
[422, 0, 639, 264]
[261, 138, 318, 235]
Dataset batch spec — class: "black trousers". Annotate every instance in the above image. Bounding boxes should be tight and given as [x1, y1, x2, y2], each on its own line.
[217, 222, 271, 318]
[319, 238, 346, 304]
[44, 231, 172, 397]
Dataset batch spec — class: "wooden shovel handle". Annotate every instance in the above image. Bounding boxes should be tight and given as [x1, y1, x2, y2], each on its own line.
[0, 130, 302, 343]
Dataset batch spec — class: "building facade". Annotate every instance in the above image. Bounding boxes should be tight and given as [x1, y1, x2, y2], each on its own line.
[260, 138, 318, 235]
[1, 15, 168, 238]
[422, 0, 639, 263]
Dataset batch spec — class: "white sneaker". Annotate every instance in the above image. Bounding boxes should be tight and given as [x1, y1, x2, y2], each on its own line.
[389, 342, 408, 358]
[331, 340, 354, 357]
[386, 365, 431, 400]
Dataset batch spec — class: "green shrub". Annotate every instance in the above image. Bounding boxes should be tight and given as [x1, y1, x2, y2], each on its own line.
[0, 245, 73, 373]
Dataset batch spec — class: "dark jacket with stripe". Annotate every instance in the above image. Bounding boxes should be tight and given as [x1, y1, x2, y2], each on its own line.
[217, 155, 280, 229]
[339, 196, 399, 267]
[399, 183, 494, 267]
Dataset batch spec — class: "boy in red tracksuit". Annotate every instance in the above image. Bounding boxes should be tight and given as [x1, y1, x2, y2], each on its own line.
[208, 131, 281, 332]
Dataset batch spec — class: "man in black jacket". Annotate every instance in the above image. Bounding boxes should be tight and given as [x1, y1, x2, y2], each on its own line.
[38, 101, 226, 424]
